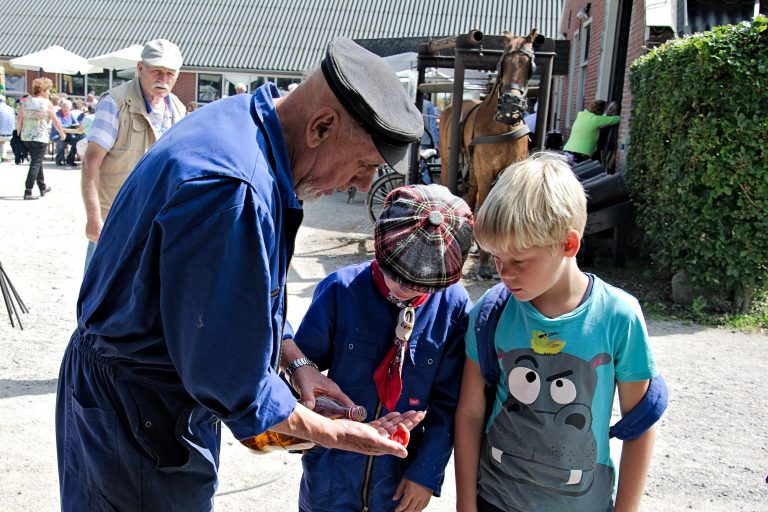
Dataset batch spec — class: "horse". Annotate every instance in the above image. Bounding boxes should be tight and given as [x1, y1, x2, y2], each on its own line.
[439, 29, 540, 278]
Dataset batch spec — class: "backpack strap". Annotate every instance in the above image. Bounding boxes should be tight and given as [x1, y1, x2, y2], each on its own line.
[474, 283, 511, 424]
[474, 283, 511, 387]
[609, 374, 669, 440]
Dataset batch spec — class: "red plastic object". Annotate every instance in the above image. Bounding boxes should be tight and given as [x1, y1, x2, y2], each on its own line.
[390, 427, 410, 447]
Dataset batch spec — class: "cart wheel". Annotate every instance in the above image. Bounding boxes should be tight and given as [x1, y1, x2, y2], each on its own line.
[366, 172, 405, 223]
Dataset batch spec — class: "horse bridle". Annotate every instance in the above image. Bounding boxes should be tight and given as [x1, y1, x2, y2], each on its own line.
[494, 45, 536, 125]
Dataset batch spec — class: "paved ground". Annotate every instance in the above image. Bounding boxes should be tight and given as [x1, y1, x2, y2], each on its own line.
[0, 158, 766, 511]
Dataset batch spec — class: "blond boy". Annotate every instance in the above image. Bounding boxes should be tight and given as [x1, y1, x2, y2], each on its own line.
[455, 152, 659, 512]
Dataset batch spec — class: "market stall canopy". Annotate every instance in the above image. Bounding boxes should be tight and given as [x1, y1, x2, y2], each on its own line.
[87, 44, 143, 70]
[10, 45, 102, 74]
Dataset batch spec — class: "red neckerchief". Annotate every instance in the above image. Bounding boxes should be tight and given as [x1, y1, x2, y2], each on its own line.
[370, 260, 429, 411]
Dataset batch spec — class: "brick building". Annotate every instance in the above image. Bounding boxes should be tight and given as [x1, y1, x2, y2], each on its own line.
[556, 0, 762, 171]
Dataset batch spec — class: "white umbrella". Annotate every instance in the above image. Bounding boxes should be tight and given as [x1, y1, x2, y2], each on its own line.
[10, 45, 102, 74]
[87, 44, 143, 70]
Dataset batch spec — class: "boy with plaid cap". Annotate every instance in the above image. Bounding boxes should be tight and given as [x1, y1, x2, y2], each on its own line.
[281, 184, 474, 512]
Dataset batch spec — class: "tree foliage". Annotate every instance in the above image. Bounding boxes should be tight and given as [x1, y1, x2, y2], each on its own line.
[627, 17, 768, 311]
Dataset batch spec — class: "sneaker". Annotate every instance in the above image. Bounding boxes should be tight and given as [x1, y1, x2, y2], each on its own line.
[23, 190, 38, 200]
[40, 186, 52, 197]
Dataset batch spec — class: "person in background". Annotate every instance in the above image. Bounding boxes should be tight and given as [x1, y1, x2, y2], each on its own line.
[186, 101, 198, 112]
[86, 91, 98, 109]
[455, 152, 659, 512]
[81, 38, 186, 270]
[562, 100, 620, 164]
[70, 99, 84, 121]
[0, 94, 16, 163]
[524, 98, 538, 137]
[286, 184, 474, 512]
[56, 37, 424, 511]
[596, 100, 621, 173]
[74, 105, 96, 158]
[16, 77, 64, 200]
[420, 92, 439, 151]
[49, 93, 60, 112]
[51, 99, 80, 166]
[235, 82, 247, 94]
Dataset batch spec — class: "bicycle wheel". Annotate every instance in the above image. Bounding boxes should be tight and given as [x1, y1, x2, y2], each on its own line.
[366, 172, 405, 223]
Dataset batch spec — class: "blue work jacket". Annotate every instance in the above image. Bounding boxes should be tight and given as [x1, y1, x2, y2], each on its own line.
[77, 84, 300, 442]
[294, 262, 471, 511]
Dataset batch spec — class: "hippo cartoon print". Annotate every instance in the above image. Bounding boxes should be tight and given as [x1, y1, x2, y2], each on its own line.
[485, 331, 615, 510]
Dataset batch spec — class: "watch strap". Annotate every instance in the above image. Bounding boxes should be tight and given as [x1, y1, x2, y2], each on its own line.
[285, 357, 319, 376]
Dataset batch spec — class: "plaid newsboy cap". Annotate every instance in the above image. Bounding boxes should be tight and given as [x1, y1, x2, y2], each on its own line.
[375, 184, 474, 293]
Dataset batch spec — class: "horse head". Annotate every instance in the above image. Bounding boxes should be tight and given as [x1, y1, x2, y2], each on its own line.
[494, 29, 543, 125]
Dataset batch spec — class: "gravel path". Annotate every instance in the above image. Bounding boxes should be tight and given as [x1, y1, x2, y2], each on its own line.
[0, 159, 765, 511]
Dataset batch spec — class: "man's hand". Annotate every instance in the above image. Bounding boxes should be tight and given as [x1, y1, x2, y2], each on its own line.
[393, 478, 432, 512]
[85, 216, 103, 243]
[290, 363, 353, 409]
[320, 418, 410, 457]
[271, 405, 426, 459]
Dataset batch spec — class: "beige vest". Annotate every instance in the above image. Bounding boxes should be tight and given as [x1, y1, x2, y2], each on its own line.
[98, 79, 186, 220]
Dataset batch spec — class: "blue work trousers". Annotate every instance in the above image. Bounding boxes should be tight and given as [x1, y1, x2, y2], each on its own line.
[56, 331, 221, 511]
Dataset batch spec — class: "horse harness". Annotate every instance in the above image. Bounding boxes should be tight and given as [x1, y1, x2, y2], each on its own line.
[495, 45, 536, 126]
[465, 44, 536, 151]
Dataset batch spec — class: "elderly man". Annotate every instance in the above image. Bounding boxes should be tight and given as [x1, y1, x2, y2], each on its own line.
[56, 37, 424, 510]
[81, 38, 186, 269]
[234, 82, 247, 94]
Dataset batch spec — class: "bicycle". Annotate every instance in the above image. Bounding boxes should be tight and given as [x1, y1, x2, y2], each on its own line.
[365, 147, 441, 223]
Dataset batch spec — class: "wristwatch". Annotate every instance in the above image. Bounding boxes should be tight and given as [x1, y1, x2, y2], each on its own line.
[284, 357, 319, 376]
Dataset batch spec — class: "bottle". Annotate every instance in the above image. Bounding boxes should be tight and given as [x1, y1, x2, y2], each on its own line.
[241, 396, 367, 454]
[313, 395, 367, 422]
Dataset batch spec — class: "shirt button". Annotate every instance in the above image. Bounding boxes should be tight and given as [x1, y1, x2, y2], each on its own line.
[348, 343, 354, 350]
[427, 358, 433, 364]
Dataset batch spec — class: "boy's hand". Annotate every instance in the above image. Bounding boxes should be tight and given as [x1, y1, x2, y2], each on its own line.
[289, 360, 354, 409]
[369, 410, 426, 437]
[393, 478, 432, 512]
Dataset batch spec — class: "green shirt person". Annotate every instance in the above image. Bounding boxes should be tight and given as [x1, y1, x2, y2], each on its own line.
[563, 100, 620, 162]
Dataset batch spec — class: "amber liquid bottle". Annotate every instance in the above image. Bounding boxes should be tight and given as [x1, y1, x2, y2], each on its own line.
[241, 396, 367, 453]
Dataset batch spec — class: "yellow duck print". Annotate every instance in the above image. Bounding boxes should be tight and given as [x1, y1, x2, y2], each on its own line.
[530, 330, 566, 354]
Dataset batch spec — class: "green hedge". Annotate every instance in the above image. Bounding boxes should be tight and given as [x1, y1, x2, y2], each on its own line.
[627, 17, 768, 311]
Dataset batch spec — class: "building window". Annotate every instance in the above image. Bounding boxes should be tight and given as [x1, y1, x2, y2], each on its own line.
[112, 69, 133, 89]
[60, 73, 85, 97]
[577, 20, 591, 113]
[275, 77, 301, 94]
[87, 69, 111, 96]
[2, 63, 26, 97]
[197, 73, 222, 103]
[250, 77, 265, 91]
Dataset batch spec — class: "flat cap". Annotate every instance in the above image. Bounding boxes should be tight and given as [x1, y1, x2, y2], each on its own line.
[141, 39, 183, 71]
[321, 37, 423, 174]
[375, 184, 474, 293]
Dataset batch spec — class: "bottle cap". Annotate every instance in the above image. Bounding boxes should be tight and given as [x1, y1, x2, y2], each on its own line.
[349, 405, 367, 422]
[390, 427, 410, 446]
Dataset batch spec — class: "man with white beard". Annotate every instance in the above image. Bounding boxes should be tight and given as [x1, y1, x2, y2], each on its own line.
[56, 37, 424, 511]
[81, 39, 186, 269]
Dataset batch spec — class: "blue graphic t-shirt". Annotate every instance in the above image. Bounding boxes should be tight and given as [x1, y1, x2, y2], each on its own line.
[465, 274, 657, 512]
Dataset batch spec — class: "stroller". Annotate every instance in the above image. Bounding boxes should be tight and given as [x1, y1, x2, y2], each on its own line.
[10, 130, 28, 165]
